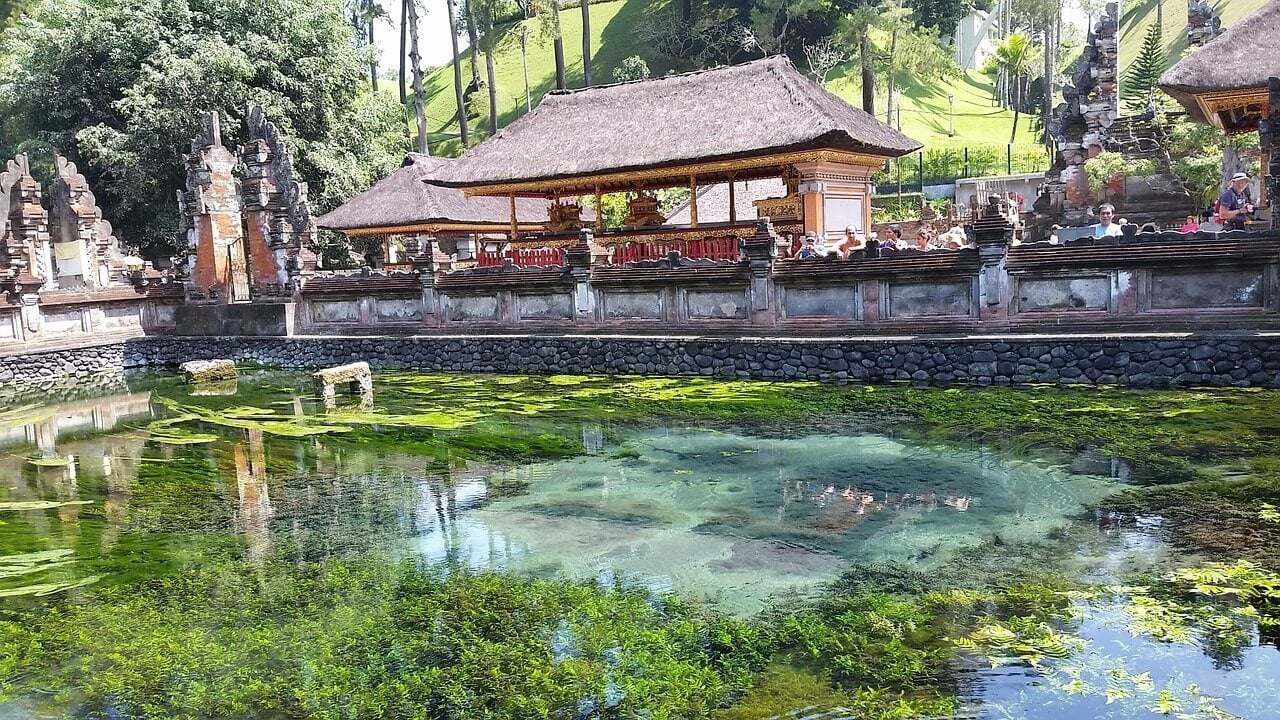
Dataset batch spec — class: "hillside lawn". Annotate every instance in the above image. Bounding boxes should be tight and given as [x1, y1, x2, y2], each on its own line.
[418, 0, 1045, 158]
[1119, 0, 1269, 101]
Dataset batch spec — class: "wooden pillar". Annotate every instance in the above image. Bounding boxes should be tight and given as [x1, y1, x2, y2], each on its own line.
[594, 185, 603, 232]
[728, 177, 737, 223]
[508, 194, 517, 242]
[689, 175, 698, 228]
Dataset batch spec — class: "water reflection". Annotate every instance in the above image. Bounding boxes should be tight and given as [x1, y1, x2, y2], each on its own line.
[3, 375, 1277, 719]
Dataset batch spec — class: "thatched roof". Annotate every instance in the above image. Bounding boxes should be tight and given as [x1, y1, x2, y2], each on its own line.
[433, 56, 920, 192]
[1160, 0, 1280, 123]
[315, 154, 550, 232]
[665, 178, 788, 224]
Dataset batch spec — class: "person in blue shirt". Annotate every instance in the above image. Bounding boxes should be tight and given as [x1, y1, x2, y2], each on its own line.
[1094, 204, 1122, 238]
[1217, 172, 1255, 230]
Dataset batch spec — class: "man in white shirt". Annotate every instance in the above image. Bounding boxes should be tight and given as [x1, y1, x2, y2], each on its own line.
[1093, 204, 1123, 238]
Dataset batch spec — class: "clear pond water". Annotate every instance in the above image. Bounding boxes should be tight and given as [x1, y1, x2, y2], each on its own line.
[1, 372, 1277, 719]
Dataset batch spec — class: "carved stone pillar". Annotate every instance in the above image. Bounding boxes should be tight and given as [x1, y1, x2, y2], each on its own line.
[1187, 0, 1223, 47]
[970, 195, 1014, 322]
[240, 105, 318, 301]
[566, 228, 596, 319]
[182, 112, 248, 303]
[51, 156, 124, 289]
[741, 217, 779, 325]
[409, 233, 445, 326]
[793, 160, 878, 241]
[1, 155, 52, 296]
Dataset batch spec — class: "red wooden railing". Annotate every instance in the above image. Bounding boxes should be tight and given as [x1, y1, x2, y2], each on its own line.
[475, 248, 567, 268]
[611, 236, 741, 264]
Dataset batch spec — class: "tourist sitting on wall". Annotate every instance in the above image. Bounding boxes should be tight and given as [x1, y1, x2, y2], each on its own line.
[796, 236, 818, 259]
[1093, 204, 1122, 238]
[836, 225, 864, 256]
[916, 226, 935, 249]
[1217, 172, 1255, 231]
[1180, 215, 1200, 233]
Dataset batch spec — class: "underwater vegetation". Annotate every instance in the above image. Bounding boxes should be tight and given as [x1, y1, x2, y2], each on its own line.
[2, 371, 1280, 718]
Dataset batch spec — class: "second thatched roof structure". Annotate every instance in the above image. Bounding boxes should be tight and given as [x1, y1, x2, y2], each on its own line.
[433, 56, 921, 195]
[316, 154, 551, 235]
[1160, 0, 1280, 129]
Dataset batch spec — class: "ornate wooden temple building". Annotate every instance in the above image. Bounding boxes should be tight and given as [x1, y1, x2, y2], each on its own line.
[432, 55, 922, 261]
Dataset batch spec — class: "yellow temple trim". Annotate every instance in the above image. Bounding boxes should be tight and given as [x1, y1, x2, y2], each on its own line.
[459, 149, 891, 197]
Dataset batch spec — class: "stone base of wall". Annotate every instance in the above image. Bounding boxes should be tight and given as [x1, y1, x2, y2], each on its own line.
[4, 334, 1280, 391]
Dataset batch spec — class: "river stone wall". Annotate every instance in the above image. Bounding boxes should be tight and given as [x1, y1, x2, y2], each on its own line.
[5, 334, 1280, 390]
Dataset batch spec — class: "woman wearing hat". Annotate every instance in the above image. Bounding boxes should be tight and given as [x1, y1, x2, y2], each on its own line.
[1217, 173, 1255, 231]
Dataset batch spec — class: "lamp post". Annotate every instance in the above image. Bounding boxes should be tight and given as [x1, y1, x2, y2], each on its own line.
[947, 93, 955, 137]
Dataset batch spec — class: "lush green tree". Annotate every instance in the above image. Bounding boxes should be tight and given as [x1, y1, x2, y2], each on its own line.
[905, 0, 968, 33]
[0, 0, 407, 258]
[1125, 21, 1166, 114]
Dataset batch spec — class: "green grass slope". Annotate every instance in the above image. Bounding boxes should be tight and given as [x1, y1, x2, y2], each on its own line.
[421, 0, 1044, 158]
[1120, 0, 1269, 99]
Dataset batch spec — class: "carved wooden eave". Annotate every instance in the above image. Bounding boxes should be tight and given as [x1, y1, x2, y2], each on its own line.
[458, 149, 891, 198]
[1192, 87, 1271, 134]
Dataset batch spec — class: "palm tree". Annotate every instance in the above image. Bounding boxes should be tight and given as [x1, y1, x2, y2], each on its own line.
[446, 0, 470, 146]
[514, 0, 533, 111]
[358, 0, 388, 92]
[995, 32, 1036, 144]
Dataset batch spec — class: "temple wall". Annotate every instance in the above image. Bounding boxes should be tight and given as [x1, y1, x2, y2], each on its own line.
[5, 333, 1280, 391]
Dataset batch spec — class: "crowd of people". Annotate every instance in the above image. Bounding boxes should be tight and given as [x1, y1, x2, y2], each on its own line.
[794, 223, 973, 260]
[1083, 172, 1260, 239]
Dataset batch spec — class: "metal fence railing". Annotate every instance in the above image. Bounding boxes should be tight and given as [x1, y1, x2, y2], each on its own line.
[874, 143, 1054, 188]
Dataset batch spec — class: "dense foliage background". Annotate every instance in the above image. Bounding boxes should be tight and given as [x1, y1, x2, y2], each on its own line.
[0, 0, 409, 258]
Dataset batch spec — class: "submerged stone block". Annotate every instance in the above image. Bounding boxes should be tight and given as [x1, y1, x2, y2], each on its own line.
[180, 359, 237, 383]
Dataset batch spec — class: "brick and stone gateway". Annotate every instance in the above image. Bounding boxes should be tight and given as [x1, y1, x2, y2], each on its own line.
[5, 333, 1280, 391]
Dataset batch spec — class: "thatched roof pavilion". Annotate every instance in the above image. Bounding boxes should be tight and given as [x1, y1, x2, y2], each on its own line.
[316, 154, 549, 236]
[1159, 0, 1280, 133]
[433, 56, 920, 197]
[432, 56, 919, 240]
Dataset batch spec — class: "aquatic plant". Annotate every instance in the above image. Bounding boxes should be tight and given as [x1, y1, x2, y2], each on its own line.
[0, 558, 767, 718]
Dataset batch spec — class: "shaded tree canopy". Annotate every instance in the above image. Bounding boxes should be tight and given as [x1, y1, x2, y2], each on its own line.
[0, 0, 408, 258]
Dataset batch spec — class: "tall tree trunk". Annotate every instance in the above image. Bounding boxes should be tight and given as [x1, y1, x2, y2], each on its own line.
[581, 0, 592, 87]
[681, 0, 690, 22]
[859, 30, 874, 114]
[446, 0, 470, 147]
[885, 23, 899, 126]
[520, 29, 531, 111]
[399, 0, 408, 103]
[554, 36, 566, 90]
[407, 0, 430, 154]
[1042, 15, 1055, 148]
[465, 0, 481, 90]
[486, 50, 498, 135]
[368, 17, 378, 91]
[1010, 73, 1020, 143]
[1156, 0, 1163, 30]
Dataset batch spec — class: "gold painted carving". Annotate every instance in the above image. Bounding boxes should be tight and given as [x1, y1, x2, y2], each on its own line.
[753, 195, 803, 221]
[624, 194, 666, 227]
[546, 199, 587, 232]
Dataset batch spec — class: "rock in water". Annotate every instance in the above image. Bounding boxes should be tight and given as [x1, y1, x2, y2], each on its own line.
[180, 359, 237, 384]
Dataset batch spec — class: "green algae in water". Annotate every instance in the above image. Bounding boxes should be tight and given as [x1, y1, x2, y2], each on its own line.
[3, 371, 1280, 719]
